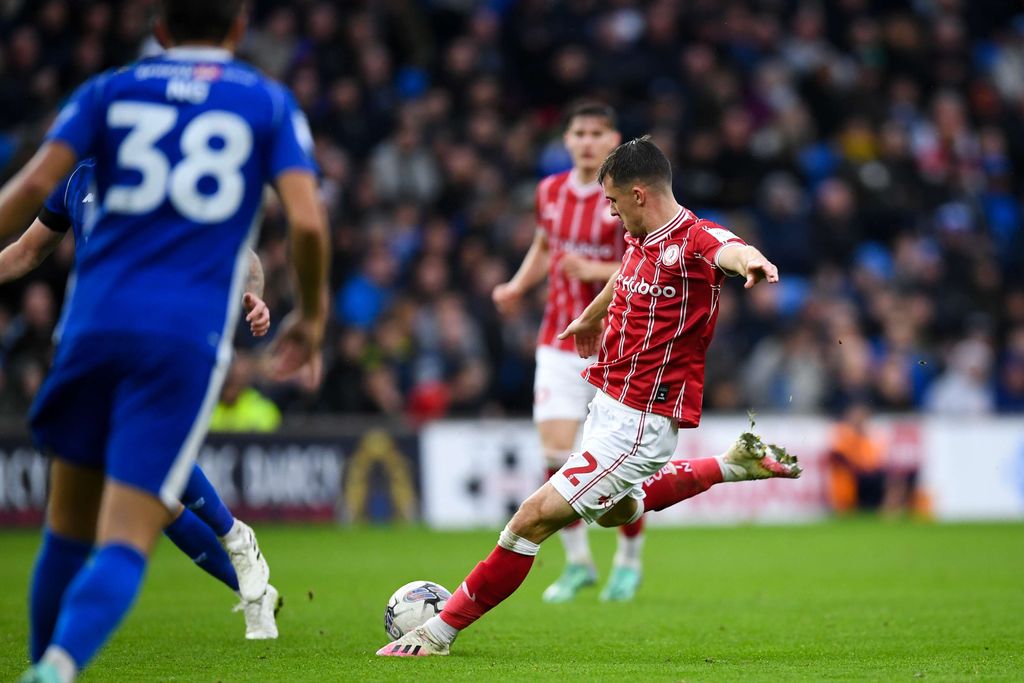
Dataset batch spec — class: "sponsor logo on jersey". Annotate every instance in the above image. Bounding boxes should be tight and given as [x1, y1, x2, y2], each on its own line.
[549, 236, 616, 260]
[616, 273, 677, 298]
[705, 227, 739, 244]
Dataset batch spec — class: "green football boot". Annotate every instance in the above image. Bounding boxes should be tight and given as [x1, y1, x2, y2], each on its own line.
[600, 565, 642, 602]
[541, 563, 597, 603]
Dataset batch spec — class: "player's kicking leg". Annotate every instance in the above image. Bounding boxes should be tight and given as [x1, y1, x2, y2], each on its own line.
[533, 347, 599, 603]
[537, 419, 596, 603]
[377, 482, 576, 657]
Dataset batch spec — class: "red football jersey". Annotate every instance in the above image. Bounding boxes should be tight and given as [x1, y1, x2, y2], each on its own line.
[536, 171, 625, 352]
[583, 207, 745, 425]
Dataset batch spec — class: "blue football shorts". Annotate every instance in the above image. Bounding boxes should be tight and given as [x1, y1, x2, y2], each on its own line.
[29, 332, 229, 508]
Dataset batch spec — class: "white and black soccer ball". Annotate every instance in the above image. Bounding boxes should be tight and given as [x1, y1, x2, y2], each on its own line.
[384, 580, 451, 641]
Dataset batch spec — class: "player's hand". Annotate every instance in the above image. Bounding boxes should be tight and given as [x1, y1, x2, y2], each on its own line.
[268, 311, 324, 388]
[492, 281, 523, 315]
[743, 255, 780, 289]
[557, 315, 604, 358]
[560, 253, 592, 281]
[242, 293, 271, 337]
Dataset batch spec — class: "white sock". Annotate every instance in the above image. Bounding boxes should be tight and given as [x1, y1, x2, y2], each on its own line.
[423, 614, 460, 646]
[613, 533, 644, 571]
[716, 455, 746, 482]
[221, 519, 244, 543]
[41, 646, 77, 683]
[559, 523, 593, 566]
[498, 525, 541, 556]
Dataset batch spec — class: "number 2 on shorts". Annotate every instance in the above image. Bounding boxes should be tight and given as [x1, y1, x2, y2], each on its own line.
[563, 451, 598, 486]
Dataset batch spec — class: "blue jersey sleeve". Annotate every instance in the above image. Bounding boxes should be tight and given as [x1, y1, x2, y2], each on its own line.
[267, 85, 317, 179]
[44, 73, 108, 160]
[37, 170, 73, 232]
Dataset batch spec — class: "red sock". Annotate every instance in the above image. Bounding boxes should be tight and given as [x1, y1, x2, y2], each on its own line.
[440, 545, 535, 630]
[642, 458, 723, 512]
[619, 514, 644, 537]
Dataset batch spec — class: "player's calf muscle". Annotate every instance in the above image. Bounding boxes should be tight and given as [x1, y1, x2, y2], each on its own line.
[47, 460, 103, 541]
[96, 481, 174, 555]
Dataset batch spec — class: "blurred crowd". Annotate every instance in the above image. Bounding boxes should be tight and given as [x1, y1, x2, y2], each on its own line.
[0, 0, 1022, 421]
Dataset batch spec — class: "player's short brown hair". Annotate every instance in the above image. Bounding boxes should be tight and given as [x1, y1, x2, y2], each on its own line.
[160, 0, 246, 43]
[597, 135, 672, 188]
[565, 101, 617, 130]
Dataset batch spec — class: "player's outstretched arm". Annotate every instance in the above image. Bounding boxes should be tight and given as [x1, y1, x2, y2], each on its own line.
[269, 170, 328, 385]
[716, 244, 780, 289]
[492, 230, 550, 314]
[0, 143, 77, 242]
[0, 219, 66, 285]
[242, 249, 270, 337]
[558, 268, 619, 358]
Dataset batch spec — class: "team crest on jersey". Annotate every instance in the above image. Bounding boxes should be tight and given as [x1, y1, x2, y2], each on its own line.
[661, 244, 681, 266]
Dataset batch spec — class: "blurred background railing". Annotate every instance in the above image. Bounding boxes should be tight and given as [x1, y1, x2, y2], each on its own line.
[3, 414, 1021, 527]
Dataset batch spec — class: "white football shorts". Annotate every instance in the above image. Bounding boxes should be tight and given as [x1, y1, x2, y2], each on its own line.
[533, 345, 597, 423]
[550, 390, 678, 524]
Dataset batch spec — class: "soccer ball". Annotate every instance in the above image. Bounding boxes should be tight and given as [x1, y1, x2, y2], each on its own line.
[384, 580, 451, 641]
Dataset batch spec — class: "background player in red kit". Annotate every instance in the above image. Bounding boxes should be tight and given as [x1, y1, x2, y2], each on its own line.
[492, 102, 647, 603]
[379, 137, 801, 657]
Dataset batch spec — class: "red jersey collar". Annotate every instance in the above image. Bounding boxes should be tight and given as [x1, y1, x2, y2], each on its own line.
[643, 206, 693, 245]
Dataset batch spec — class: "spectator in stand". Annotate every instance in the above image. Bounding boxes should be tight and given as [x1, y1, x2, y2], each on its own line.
[826, 402, 888, 513]
[209, 354, 282, 433]
[926, 337, 996, 415]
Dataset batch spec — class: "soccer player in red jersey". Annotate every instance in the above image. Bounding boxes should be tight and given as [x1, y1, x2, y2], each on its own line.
[493, 102, 647, 602]
[379, 137, 800, 657]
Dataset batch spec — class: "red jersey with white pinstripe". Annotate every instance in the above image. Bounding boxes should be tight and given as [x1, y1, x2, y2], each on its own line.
[536, 171, 625, 352]
[583, 207, 745, 426]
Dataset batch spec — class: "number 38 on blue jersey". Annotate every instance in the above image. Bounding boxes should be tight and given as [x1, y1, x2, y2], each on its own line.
[45, 47, 316, 353]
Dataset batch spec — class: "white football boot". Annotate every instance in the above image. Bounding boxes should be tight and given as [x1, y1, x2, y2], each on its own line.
[235, 584, 281, 640]
[221, 520, 270, 602]
[376, 626, 450, 657]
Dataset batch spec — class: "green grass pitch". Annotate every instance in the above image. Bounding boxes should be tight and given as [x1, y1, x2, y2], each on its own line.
[1, 520, 1022, 681]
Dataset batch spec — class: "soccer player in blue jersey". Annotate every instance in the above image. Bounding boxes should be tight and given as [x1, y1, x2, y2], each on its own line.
[0, 158, 282, 641]
[0, 0, 329, 680]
